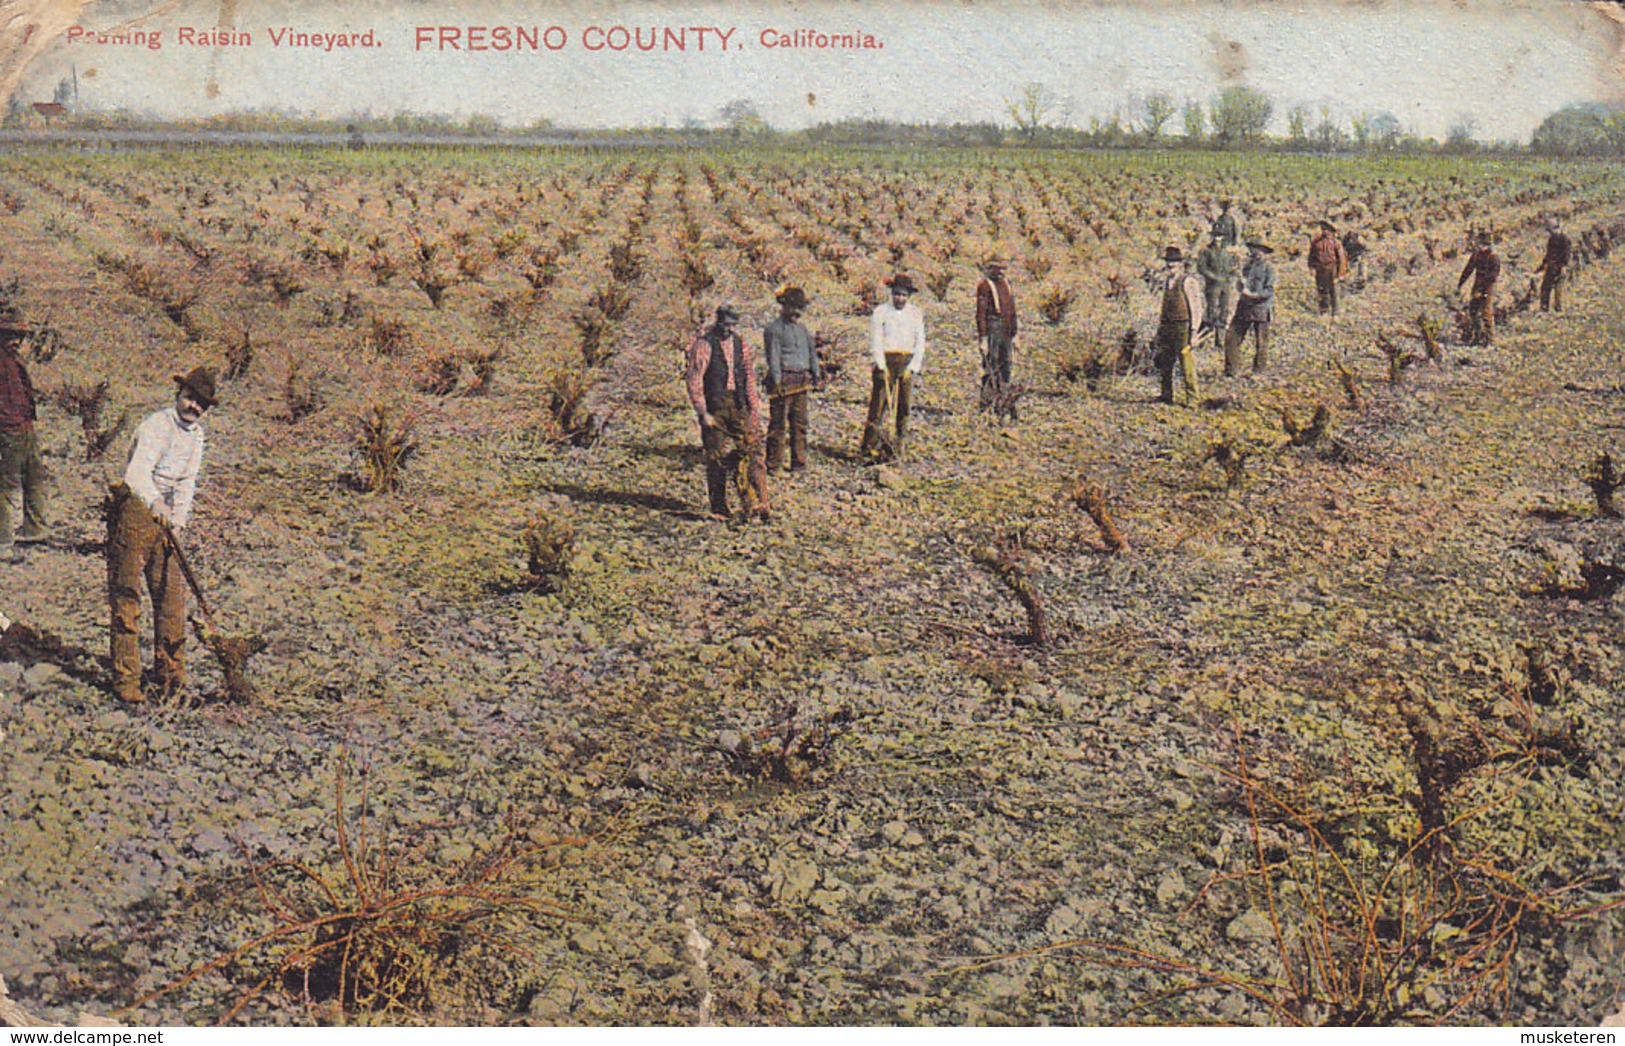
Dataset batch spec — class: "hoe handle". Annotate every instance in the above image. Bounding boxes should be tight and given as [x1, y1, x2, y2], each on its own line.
[161, 526, 220, 634]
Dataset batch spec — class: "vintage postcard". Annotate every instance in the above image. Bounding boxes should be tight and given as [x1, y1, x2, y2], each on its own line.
[1, 0, 1623, 1029]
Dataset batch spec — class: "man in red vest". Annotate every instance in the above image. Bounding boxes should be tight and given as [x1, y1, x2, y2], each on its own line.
[685, 305, 770, 523]
[975, 259, 1019, 410]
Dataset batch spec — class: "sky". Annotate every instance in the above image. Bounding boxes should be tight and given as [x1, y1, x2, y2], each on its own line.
[7, 0, 1623, 141]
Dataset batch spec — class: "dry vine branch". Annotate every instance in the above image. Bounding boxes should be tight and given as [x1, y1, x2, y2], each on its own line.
[1065, 477, 1127, 552]
[1584, 452, 1623, 517]
[1280, 404, 1332, 448]
[1331, 356, 1363, 410]
[970, 535, 1047, 646]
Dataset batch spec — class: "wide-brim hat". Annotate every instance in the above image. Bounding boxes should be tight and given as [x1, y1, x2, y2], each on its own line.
[982, 257, 1008, 271]
[884, 273, 918, 294]
[775, 285, 810, 309]
[1318, 220, 1337, 232]
[1162, 246, 1184, 262]
[714, 304, 742, 323]
[173, 366, 218, 407]
[1246, 241, 1274, 254]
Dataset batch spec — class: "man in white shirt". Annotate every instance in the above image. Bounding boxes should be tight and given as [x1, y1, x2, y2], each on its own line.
[107, 367, 216, 703]
[859, 273, 926, 460]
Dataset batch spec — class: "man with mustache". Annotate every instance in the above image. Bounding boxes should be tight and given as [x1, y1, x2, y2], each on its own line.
[107, 367, 217, 703]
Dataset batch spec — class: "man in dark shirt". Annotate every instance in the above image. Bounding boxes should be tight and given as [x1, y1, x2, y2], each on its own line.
[975, 259, 1019, 410]
[0, 317, 48, 548]
[1534, 219, 1572, 313]
[1195, 234, 1237, 346]
[1457, 230, 1501, 346]
[1210, 199, 1239, 249]
[762, 286, 820, 474]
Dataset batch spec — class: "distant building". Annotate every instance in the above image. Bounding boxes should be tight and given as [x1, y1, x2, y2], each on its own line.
[31, 103, 65, 119]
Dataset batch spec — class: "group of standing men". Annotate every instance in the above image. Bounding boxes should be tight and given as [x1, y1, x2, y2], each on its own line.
[684, 259, 1014, 523]
[1153, 199, 1281, 405]
[1153, 202, 1573, 403]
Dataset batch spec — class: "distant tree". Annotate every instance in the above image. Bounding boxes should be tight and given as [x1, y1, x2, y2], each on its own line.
[1182, 99, 1205, 143]
[1286, 104, 1311, 143]
[1210, 85, 1273, 145]
[1530, 102, 1625, 156]
[1368, 112, 1403, 149]
[1444, 115, 1478, 152]
[1006, 83, 1056, 143]
[718, 99, 771, 138]
[1314, 105, 1346, 151]
[53, 76, 74, 108]
[1139, 93, 1176, 140]
[1088, 112, 1128, 148]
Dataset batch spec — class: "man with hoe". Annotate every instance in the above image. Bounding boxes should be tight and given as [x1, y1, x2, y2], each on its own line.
[1457, 229, 1501, 346]
[1308, 219, 1349, 316]
[762, 285, 821, 474]
[1152, 246, 1204, 406]
[1224, 241, 1276, 375]
[685, 305, 770, 523]
[0, 311, 48, 551]
[860, 273, 926, 461]
[974, 258, 1018, 411]
[107, 367, 216, 703]
[1534, 218, 1571, 313]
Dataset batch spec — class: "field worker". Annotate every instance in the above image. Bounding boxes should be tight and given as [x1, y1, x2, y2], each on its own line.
[1457, 229, 1501, 346]
[974, 258, 1019, 410]
[1308, 219, 1349, 316]
[860, 273, 926, 461]
[1224, 241, 1276, 375]
[1210, 199, 1240, 248]
[1534, 218, 1572, 313]
[1342, 229, 1369, 283]
[762, 285, 821, 474]
[1195, 233, 1238, 346]
[107, 367, 216, 703]
[686, 305, 770, 523]
[0, 315, 49, 550]
[1152, 247, 1204, 406]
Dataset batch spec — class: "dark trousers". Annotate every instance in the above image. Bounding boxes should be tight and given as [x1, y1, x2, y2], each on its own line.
[1539, 269, 1564, 312]
[1467, 293, 1494, 345]
[860, 353, 913, 457]
[701, 402, 768, 518]
[107, 486, 186, 701]
[1153, 322, 1199, 404]
[0, 427, 47, 541]
[980, 320, 1014, 408]
[1313, 268, 1339, 315]
[1204, 284, 1232, 342]
[1224, 312, 1270, 375]
[767, 388, 810, 471]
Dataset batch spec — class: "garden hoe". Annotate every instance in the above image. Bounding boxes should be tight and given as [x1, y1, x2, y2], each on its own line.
[161, 526, 267, 703]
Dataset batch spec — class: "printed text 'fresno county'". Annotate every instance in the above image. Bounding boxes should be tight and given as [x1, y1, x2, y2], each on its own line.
[414, 26, 884, 51]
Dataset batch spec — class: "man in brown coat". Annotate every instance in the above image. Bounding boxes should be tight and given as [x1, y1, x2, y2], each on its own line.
[1457, 230, 1501, 346]
[1308, 220, 1348, 316]
[108, 367, 216, 703]
[0, 316, 48, 548]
